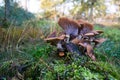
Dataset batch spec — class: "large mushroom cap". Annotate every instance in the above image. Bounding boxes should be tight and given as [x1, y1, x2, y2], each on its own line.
[58, 17, 80, 37]
[77, 19, 93, 35]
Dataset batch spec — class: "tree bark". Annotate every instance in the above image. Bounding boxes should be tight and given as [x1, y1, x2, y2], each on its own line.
[89, 6, 93, 22]
[4, 0, 11, 21]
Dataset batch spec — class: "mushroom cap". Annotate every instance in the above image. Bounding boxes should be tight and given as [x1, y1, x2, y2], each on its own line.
[79, 42, 96, 61]
[58, 17, 80, 37]
[84, 32, 95, 36]
[95, 30, 104, 34]
[71, 38, 81, 44]
[59, 52, 65, 57]
[94, 38, 106, 43]
[44, 34, 66, 45]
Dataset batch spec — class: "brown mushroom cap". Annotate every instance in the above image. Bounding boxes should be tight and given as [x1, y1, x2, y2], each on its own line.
[58, 17, 80, 37]
[94, 38, 106, 43]
[86, 44, 96, 61]
[95, 30, 104, 34]
[84, 32, 95, 36]
[59, 52, 65, 57]
[84, 30, 104, 37]
[71, 38, 81, 44]
[44, 34, 66, 45]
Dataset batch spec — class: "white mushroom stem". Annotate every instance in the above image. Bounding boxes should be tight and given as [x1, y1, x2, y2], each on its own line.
[57, 42, 63, 50]
[65, 35, 70, 43]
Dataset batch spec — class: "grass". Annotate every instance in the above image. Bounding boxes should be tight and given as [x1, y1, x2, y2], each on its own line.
[94, 25, 120, 66]
[0, 19, 120, 79]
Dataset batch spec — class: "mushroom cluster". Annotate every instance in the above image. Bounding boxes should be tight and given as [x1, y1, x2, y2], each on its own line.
[45, 17, 106, 61]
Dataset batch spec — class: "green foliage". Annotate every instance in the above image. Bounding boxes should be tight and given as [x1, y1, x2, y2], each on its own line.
[0, 61, 12, 76]
[96, 40, 120, 59]
[94, 25, 120, 42]
[30, 43, 56, 60]
[0, 2, 35, 26]
[84, 61, 120, 79]
[70, 0, 106, 18]
[94, 25, 120, 66]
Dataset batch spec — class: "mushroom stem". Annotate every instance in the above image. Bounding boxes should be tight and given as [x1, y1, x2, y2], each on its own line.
[65, 35, 70, 43]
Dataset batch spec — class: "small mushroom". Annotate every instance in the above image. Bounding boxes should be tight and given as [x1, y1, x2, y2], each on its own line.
[96, 30, 104, 34]
[44, 35, 66, 45]
[91, 30, 99, 35]
[78, 42, 96, 61]
[86, 44, 96, 61]
[84, 30, 104, 36]
[79, 42, 87, 47]
[91, 30, 104, 35]
[59, 52, 65, 57]
[84, 32, 95, 36]
[94, 38, 106, 44]
[71, 38, 81, 44]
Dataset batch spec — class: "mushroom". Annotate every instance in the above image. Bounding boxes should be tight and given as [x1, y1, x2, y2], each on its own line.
[44, 17, 106, 60]
[78, 42, 96, 61]
[59, 52, 65, 57]
[44, 34, 66, 45]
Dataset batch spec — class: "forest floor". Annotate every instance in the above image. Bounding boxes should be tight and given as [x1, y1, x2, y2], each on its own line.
[0, 20, 120, 80]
